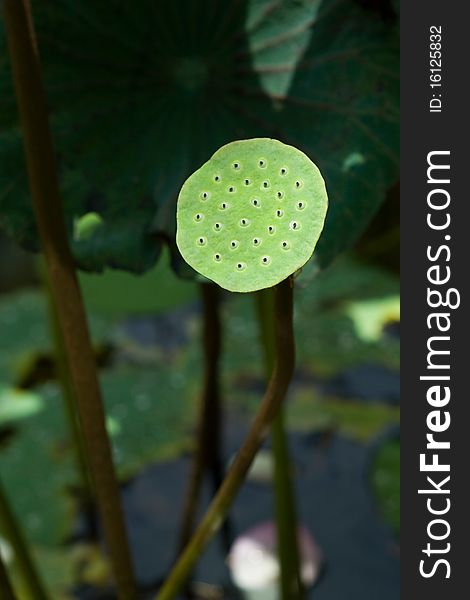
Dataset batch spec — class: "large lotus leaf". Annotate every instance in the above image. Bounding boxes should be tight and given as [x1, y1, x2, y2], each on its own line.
[0, 0, 398, 276]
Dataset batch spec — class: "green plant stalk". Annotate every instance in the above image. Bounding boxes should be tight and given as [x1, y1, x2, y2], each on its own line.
[157, 278, 295, 600]
[177, 283, 230, 556]
[2, 2, 137, 598]
[0, 479, 47, 600]
[257, 289, 305, 600]
[41, 260, 95, 508]
[0, 550, 16, 600]
[176, 283, 229, 599]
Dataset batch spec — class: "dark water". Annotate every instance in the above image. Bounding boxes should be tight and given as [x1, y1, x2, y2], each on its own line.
[320, 363, 400, 405]
[109, 423, 399, 600]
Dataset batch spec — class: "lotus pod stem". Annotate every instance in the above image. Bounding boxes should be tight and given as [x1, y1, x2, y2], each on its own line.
[257, 288, 305, 599]
[157, 278, 295, 600]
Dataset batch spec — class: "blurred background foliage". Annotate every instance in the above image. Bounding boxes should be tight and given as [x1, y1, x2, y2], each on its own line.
[0, 230, 399, 596]
[0, 0, 399, 597]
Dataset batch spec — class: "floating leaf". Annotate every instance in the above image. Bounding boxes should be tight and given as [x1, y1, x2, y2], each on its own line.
[0, 386, 44, 425]
[0, 360, 197, 547]
[0, 384, 78, 547]
[287, 391, 399, 442]
[0, 289, 112, 382]
[0, 0, 398, 277]
[345, 295, 400, 342]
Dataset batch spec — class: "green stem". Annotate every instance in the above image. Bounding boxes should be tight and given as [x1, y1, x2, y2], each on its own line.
[41, 261, 95, 509]
[177, 283, 230, 555]
[0, 549, 16, 600]
[157, 279, 295, 600]
[2, 3, 137, 598]
[0, 479, 47, 600]
[257, 289, 304, 600]
[176, 283, 229, 598]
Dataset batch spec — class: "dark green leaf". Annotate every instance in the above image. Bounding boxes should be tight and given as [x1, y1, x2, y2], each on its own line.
[0, 0, 398, 276]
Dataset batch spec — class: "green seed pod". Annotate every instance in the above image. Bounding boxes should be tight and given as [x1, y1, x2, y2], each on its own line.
[176, 138, 328, 293]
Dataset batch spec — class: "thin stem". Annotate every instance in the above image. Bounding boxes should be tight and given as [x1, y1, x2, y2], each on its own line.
[156, 279, 295, 600]
[257, 289, 305, 600]
[0, 479, 47, 600]
[0, 550, 16, 600]
[177, 283, 231, 557]
[2, 3, 137, 599]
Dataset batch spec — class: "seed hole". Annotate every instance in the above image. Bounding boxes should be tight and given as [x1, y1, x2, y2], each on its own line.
[214, 254, 221, 262]
[276, 209, 284, 218]
[214, 175, 221, 182]
[276, 191, 284, 199]
[233, 162, 240, 170]
[295, 180, 303, 189]
[261, 256, 271, 265]
[219, 202, 228, 210]
[214, 222, 222, 231]
[230, 240, 239, 249]
[240, 218, 250, 227]
[244, 179, 251, 186]
[282, 241, 290, 249]
[194, 213, 204, 222]
[197, 237, 206, 246]
[258, 159, 267, 168]
[290, 220, 300, 230]
[262, 181, 270, 189]
[228, 186, 235, 193]
[201, 191, 210, 200]
[252, 199, 260, 207]
[236, 262, 246, 271]
[297, 201, 305, 210]
[253, 238, 261, 246]
[280, 167, 288, 176]
[268, 225, 275, 234]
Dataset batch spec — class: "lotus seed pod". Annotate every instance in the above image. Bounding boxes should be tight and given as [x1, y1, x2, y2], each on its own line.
[176, 138, 328, 293]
